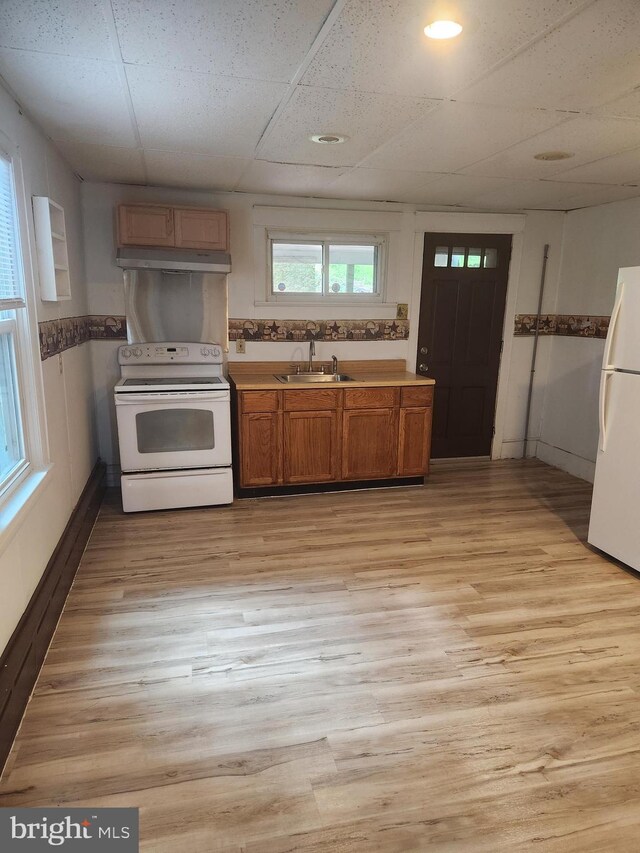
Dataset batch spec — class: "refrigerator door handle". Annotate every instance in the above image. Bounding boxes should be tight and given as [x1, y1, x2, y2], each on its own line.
[603, 281, 624, 370]
[599, 371, 613, 452]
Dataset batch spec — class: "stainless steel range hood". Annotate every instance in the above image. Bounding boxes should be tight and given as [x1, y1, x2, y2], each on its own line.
[117, 247, 231, 273]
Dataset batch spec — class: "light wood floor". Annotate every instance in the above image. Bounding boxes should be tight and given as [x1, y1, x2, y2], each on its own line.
[2, 460, 640, 851]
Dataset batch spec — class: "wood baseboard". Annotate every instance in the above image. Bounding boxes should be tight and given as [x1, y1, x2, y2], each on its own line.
[0, 460, 106, 774]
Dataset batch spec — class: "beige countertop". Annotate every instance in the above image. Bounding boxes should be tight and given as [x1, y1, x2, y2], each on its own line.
[228, 360, 435, 391]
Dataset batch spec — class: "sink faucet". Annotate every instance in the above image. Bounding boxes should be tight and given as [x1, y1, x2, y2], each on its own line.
[308, 339, 315, 372]
[331, 355, 338, 375]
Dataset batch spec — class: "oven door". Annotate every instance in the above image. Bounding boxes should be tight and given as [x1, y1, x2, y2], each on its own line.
[115, 391, 231, 472]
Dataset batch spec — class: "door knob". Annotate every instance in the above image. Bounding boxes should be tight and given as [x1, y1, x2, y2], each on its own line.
[420, 346, 428, 355]
[419, 363, 429, 372]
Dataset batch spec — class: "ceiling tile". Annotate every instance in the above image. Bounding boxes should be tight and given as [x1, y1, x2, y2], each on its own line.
[54, 141, 146, 183]
[325, 167, 444, 203]
[0, 49, 137, 146]
[112, 0, 334, 82]
[458, 0, 640, 111]
[145, 150, 250, 191]
[413, 174, 519, 207]
[544, 148, 640, 185]
[425, 175, 640, 211]
[597, 88, 640, 120]
[0, 0, 116, 60]
[258, 85, 440, 167]
[463, 116, 640, 180]
[126, 66, 287, 157]
[302, 0, 588, 99]
[362, 102, 563, 173]
[237, 160, 347, 196]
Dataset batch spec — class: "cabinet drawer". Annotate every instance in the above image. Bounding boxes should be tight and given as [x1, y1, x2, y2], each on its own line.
[344, 387, 399, 409]
[401, 385, 434, 408]
[284, 389, 340, 411]
[240, 390, 280, 413]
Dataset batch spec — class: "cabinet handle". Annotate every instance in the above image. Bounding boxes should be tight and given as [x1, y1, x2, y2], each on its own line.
[420, 346, 428, 355]
[419, 363, 429, 373]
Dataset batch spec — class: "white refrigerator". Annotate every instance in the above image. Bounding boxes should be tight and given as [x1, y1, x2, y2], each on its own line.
[588, 266, 640, 569]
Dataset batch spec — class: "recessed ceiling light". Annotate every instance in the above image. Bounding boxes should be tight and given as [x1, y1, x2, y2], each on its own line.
[533, 151, 575, 161]
[424, 20, 463, 39]
[310, 134, 347, 144]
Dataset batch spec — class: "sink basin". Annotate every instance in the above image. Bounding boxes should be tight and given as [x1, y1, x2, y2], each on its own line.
[275, 373, 355, 383]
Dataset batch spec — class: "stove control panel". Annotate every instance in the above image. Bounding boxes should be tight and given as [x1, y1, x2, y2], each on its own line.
[118, 342, 223, 365]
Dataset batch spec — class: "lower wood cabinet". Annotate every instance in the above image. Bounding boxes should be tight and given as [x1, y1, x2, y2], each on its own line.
[284, 410, 340, 483]
[236, 384, 432, 490]
[342, 408, 398, 480]
[399, 407, 432, 476]
[240, 411, 281, 487]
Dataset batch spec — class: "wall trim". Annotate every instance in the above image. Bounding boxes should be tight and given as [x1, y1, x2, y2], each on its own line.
[0, 460, 106, 774]
[39, 315, 126, 360]
[229, 317, 409, 342]
[514, 313, 609, 338]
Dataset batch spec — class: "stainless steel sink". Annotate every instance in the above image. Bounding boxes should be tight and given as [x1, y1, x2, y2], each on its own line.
[275, 373, 355, 383]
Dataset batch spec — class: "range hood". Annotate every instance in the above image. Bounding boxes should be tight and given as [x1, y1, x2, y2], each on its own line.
[116, 247, 231, 273]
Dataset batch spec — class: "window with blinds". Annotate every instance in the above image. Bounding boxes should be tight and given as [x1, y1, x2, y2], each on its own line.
[0, 153, 25, 309]
[0, 150, 27, 492]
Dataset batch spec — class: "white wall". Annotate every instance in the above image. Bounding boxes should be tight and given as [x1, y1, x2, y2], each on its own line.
[82, 181, 564, 474]
[0, 84, 97, 654]
[538, 196, 640, 481]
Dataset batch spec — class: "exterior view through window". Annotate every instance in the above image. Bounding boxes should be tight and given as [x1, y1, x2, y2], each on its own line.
[270, 236, 382, 299]
[0, 151, 27, 492]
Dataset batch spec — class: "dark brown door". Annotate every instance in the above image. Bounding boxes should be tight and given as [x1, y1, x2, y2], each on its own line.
[417, 233, 512, 458]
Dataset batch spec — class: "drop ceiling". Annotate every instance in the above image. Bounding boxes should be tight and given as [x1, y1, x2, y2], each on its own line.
[2, 0, 640, 211]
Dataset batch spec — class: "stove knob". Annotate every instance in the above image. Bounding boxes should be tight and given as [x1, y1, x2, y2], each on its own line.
[200, 346, 209, 357]
[212, 346, 220, 358]
[133, 348, 142, 357]
[121, 347, 131, 359]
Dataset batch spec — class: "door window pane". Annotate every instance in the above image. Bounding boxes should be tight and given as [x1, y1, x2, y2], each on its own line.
[451, 247, 465, 267]
[136, 409, 214, 453]
[0, 330, 24, 481]
[328, 244, 376, 294]
[434, 246, 449, 267]
[272, 242, 322, 294]
[467, 248, 482, 268]
[483, 248, 498, 268]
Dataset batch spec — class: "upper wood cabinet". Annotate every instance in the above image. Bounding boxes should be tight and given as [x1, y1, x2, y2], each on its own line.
[174, 207, 228, 250]
[117, 204, 229, 251]
[118, 205, 174, 247]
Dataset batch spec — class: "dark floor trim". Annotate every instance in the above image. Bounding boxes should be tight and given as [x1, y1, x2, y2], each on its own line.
[0, 460, 106, 774]
[237, 476, 425, 499]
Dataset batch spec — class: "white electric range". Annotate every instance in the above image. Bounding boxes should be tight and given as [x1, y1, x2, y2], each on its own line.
[114, 342, 233, 512]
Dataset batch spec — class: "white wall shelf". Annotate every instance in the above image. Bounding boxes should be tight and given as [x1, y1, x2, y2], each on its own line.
[33, 196, 71, 301]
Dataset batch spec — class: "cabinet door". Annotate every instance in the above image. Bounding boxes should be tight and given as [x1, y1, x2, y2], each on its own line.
[118, 205, 174, 247]
[284, 410, 339, 484]
[342, 408, 398, 480]
[174, 208, 229, 250]
[240, 412, 281, 487]
[398, 407, 432, 476]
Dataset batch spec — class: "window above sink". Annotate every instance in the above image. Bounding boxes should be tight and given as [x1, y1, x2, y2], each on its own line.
[266, 229, 387, 305]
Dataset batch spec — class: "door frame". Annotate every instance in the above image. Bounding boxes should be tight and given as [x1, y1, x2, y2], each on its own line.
[410, 212, 526, 460]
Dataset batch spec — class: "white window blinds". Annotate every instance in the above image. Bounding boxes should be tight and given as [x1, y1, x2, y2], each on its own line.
[0, 153, 25, 309]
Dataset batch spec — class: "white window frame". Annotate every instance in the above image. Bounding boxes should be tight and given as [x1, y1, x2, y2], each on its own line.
[0, 134, 48, 504]
[266, 230, 388, 305]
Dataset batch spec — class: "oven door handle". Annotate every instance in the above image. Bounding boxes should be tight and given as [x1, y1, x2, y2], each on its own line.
[115, 392, 229, 404]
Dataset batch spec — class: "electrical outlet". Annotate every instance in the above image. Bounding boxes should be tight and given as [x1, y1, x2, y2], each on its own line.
[235, 339, 246, 354]
[396, 303, 408, 320]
